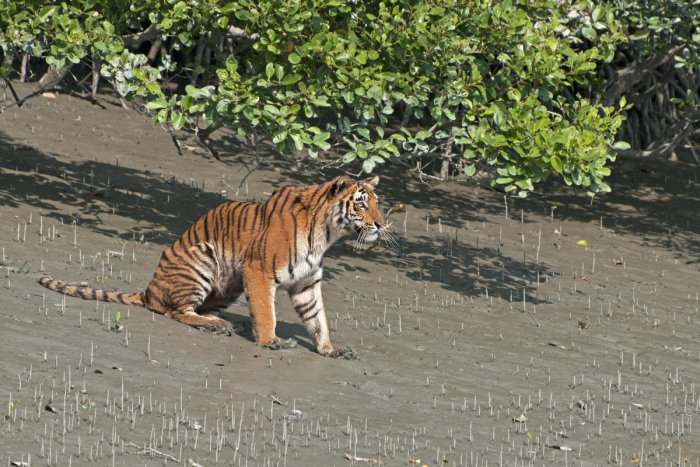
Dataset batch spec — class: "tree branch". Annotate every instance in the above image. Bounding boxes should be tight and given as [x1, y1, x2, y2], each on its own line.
[228, 26, 259, 41]
[616, 108, 699, 160]
[602, 44, 685, 106]
[122, 24, 159, 49]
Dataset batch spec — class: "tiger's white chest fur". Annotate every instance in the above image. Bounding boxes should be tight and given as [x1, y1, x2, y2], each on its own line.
[276, 249, 324, 290]
[276, 223, 338, 291]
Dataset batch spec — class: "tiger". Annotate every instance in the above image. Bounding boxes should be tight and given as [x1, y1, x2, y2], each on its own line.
[38, 175, 391, 357]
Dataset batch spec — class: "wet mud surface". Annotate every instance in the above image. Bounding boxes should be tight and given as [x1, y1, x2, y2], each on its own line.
[1, 85, 700, 466]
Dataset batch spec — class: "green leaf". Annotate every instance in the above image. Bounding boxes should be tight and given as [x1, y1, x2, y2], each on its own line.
[581, 27, 597, 41]
[265, 62, 274, 80]
[551, 156, 563, 172]
[185, 85, 211, 99]
[288, 52, 301, 64]
[290, 132, 304, 151]
[482, 134, 507, 147]
[180, 95, 193, 111]
[464, 165, 477, 176]
[506, 88, 521, 101]
[171, 111, 186, 130]
[279, 74, 301, 85]
[443, 108, 457, 120]
[146, 82, 162, 95]
[145, 99, 167, 110]
[612, 141, 630, 150]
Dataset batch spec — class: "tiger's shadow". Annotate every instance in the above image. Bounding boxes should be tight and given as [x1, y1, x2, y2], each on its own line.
[220, 309, 317, 353]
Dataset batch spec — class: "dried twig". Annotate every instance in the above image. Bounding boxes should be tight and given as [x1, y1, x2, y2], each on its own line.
[126, 442, 180, 463]
[344, 453, 383, 464]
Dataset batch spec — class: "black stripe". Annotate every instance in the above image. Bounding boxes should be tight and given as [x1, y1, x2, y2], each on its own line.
[272, 255, 280, 284]
[277, 189, 294, 213]
[170, 245, 197, 266]
[303, 309, 320, 321]
[227, 203, 242, 239]
[240, 203, 250, 230]
[185, 226, 194, 245]
[291, 214, 298, 265]
[264, 189, 285, 225]
[307, 224, 314, 251]
[308, 205, 323, 250]
[145, 288, 167, 306]
[295, 279, 321, 296]
[167, 271, 210, 289]
[316, 184, 332, 201]
[287, 247, 295, 278]
[221, 203, 235, 240]
[295, 299, 317, 315]
[251, 204, 261, 230]
[170, 243, 197, 264]
[201, 211, 210, 242]
[256, 231, 267, 266]
[78, 288, 93, 300]
[170, 287, 203, 300]
[188, 244, 213, 268]
[209, 204, 221, 240]
[235, 203, 246, 240]
[308, 184, 323, 201]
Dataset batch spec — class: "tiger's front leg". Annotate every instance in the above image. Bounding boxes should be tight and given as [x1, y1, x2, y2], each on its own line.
[242, 268, 279, 346]
[289, 271, 341, 357]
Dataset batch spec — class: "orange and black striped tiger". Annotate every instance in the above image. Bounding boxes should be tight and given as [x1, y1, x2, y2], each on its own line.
[38, 175, 391, 357]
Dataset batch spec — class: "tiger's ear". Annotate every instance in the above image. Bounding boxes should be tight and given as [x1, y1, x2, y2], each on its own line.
[365, 176, 379, 188]
[329, 175, 351, 197]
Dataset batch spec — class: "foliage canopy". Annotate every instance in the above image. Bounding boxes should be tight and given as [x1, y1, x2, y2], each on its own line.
[0, 0, 646, 195]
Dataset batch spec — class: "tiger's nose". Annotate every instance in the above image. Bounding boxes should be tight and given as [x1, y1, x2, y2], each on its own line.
[373, 222, 383, 231]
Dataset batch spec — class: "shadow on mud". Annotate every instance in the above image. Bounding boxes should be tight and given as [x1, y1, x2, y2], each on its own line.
[0, 131, 228, 244]
[2, 128, 697, 307]
[219, 309, 317, 353]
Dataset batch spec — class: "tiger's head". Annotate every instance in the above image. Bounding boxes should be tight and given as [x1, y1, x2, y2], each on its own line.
[328, 175, 391, 245]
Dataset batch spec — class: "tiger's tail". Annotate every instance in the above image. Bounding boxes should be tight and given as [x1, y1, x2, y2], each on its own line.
[38, 275, 145, 307]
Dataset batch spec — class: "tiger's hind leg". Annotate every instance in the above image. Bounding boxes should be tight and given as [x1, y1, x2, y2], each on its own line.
[145, 241, 235, 335]
[170, 307, 235, 335]
[144, 279, 234, 335]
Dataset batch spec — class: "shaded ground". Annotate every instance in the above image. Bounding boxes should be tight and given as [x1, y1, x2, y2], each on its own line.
[1, 84, 699, 466]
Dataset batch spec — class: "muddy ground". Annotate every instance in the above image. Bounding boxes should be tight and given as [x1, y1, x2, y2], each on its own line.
[1, 84, 699, 467]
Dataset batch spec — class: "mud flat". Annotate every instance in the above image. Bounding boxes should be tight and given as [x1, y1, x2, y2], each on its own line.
[1, 86, 699, 466]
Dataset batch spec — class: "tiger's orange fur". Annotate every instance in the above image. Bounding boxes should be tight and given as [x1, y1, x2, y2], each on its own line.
[38, 175, 387, 357]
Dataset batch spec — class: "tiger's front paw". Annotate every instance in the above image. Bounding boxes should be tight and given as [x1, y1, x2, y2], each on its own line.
[263, 337, 298, 350]
[320, 346, 357, 360]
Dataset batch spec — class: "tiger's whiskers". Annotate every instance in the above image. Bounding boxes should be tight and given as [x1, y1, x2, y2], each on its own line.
[352, 229, 370, 252]
[380, 223, 398, 248]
